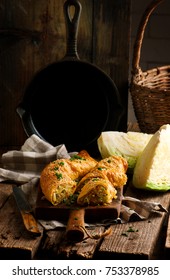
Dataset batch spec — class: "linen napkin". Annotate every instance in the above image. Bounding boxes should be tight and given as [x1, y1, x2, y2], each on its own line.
[0, 134, 168, 230]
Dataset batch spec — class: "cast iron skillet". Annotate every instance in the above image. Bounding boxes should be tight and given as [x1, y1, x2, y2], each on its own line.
[17, 0, 124, 157]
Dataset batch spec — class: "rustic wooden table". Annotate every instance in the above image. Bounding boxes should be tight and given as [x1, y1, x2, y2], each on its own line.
[0, 124, 170, 260]
[0, 181, 170, 260]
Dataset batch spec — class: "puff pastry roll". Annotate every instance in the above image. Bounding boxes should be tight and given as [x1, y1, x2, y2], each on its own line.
[77, 155, 128, 206]
[40, 150, 97, 205]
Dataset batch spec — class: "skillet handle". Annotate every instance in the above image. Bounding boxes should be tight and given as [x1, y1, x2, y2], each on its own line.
[66, 208, 85, 242]
[63, 0, 82, 59]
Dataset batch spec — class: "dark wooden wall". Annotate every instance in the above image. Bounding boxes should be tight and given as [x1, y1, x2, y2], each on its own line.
[0, 0, 131, 149]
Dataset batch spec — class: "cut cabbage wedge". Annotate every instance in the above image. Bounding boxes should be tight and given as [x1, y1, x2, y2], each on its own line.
[133, 124, 170, 191]
[97, 131, 153, 172]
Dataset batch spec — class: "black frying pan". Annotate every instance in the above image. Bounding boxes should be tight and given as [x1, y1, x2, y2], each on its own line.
[17, 0, 124, 157]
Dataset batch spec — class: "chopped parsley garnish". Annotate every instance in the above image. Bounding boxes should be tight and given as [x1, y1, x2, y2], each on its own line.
[92, 178, 99, 181]
[121, 226, 139, 237]
[70, 155, 85, 161]
[53, 166, 59, 171]
[121, 232, 128, 237]
[59, 161, 64, 166]
[55, 172, 63, 180]
[62, 193, 79, 206]
[97, 167, 103, 170]
[127, 226, 138, 232]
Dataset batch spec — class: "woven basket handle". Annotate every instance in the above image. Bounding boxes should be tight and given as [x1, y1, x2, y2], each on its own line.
[132, 0, 164, 74]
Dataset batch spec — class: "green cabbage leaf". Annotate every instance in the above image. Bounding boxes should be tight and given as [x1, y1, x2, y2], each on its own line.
[97, 131, 153, 172]
[133, 124, 170, 191]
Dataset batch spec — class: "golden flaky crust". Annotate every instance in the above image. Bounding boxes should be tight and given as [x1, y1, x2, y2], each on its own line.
[40, 150, 97, 205]
[77, 155, 128, 206]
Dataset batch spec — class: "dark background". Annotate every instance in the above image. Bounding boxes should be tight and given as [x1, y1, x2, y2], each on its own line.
[0, 0, 169, 151]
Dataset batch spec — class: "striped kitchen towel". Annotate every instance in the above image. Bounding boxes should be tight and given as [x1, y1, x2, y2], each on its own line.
[0, 134, 72, 183]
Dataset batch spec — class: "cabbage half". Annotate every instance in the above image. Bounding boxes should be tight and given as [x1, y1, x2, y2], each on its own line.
[133, 124, 170, 191]
[97, 131, 153, 172]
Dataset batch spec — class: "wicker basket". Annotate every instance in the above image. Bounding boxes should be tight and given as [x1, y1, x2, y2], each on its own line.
[130, 0, 170, 133]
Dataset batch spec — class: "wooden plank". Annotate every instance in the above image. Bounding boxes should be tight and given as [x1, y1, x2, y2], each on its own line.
[36, 230, 65, 260]
[40, 184, 170, 260]
[93, 0, 131, 131]
[57, 227, 105, 259]
[39, 226, 106, 259]
[0, 184, 169, 260]
[0, 183, 13, 207]
[165, 216, 170, 250]
[98, 212, 166, 259]
[32, 225, 107, 260]
[165, 215, 170, 259]
[0, 184, 43, 259]
[98, 184, 170, 259]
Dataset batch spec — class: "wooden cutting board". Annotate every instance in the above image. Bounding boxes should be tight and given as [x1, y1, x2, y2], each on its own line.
[35, 186, 121, 242]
